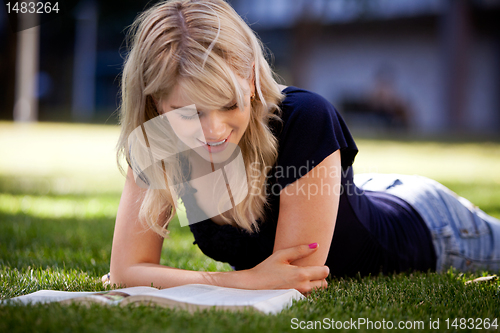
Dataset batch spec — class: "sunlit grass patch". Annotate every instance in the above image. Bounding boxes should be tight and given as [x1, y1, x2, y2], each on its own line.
[1, 122, 500, 332]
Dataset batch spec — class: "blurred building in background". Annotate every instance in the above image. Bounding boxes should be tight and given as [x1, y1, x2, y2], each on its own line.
[1, 0, 499, 136]
[232, 0, 500, 135]
[0, 0, 151, 123]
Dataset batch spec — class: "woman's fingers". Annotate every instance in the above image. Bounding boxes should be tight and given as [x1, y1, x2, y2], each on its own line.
[287, 263, 329, 294]
[305, 265, 330, 281]
[250, 243, 330, 292]
[298, 266, 329, 288]
[277, 243, 319, 263]
[300, 279, 329, 295]
[317, 278, 328, 290]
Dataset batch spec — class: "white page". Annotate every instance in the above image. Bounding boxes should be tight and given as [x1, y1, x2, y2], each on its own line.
[143, 284, 300, 306]
[2, 285, 304, 312]
[110, 286, 158, 296]
[5, 290, 97, 305]
[4, 286, 158, 305]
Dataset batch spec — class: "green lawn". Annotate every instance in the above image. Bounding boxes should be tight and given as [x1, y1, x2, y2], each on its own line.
[1, 121, 499, 332]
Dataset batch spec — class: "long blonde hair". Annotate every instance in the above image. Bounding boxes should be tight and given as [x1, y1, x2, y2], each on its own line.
[117, 0, 284, 236]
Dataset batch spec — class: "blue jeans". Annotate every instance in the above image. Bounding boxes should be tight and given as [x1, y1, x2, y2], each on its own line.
[354, 173, 500, 273]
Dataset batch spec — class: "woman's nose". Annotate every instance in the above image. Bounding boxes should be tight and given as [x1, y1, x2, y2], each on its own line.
[202, 111, 227, 140]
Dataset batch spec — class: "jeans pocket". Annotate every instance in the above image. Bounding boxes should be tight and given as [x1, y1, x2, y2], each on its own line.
[431, 224, 454, 238]
[455, 210, 490, 239]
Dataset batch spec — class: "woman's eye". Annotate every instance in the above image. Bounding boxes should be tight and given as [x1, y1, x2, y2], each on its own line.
[179, 113, 199, 120]
[222, 103, 238, 111]
[177, 103, 237, 119]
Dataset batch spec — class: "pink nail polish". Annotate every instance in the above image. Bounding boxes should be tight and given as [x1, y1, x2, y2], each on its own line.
[308, 242, 318, 249]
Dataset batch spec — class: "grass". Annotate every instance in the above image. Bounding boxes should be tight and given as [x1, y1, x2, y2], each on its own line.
[1, 121, 500, 332]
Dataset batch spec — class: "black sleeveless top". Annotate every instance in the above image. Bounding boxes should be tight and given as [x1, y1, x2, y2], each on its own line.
[185, 86, 436, 277]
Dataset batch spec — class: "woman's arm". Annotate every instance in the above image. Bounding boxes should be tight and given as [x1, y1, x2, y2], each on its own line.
[109, 167, 329, 293]
[273, 150, 341, 268]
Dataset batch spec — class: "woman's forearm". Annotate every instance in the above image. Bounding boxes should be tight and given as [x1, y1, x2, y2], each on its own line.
[110, 244, 329, 294]
[111, 263, 253, 290]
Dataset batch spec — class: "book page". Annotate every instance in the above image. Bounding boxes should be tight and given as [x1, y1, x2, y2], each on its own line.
[251, 291, 303, 314]
[4, 286, 158, 305]
[110, 286, 158, 296]
[5, 290, 97, 305]
[140, 284, 301, 306]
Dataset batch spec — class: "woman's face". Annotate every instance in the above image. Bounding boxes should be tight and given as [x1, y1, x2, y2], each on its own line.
[160, 75, 253, 164]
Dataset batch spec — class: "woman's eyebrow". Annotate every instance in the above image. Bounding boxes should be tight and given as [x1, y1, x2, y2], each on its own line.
[170, 101, 236, 111]
[170, 105, 197, 111]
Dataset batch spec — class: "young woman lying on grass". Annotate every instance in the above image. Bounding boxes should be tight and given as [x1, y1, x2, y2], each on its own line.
[108, 0, 500, 294]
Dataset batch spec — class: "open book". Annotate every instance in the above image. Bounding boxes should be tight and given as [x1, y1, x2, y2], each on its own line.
[4, 284, 304, 314]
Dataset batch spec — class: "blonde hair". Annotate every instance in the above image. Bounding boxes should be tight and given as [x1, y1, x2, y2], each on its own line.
[117, 0, 284, 236]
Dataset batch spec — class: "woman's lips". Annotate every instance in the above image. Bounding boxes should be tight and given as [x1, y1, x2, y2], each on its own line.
[198, 132, 231, 153]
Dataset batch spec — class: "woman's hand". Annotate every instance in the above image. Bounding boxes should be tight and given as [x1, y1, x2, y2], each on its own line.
[246, 243, 329, 294]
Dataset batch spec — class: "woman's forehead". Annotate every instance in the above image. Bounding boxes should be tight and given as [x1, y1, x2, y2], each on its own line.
[161, 84, 229, 111]
[162, 76, 249, 110]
